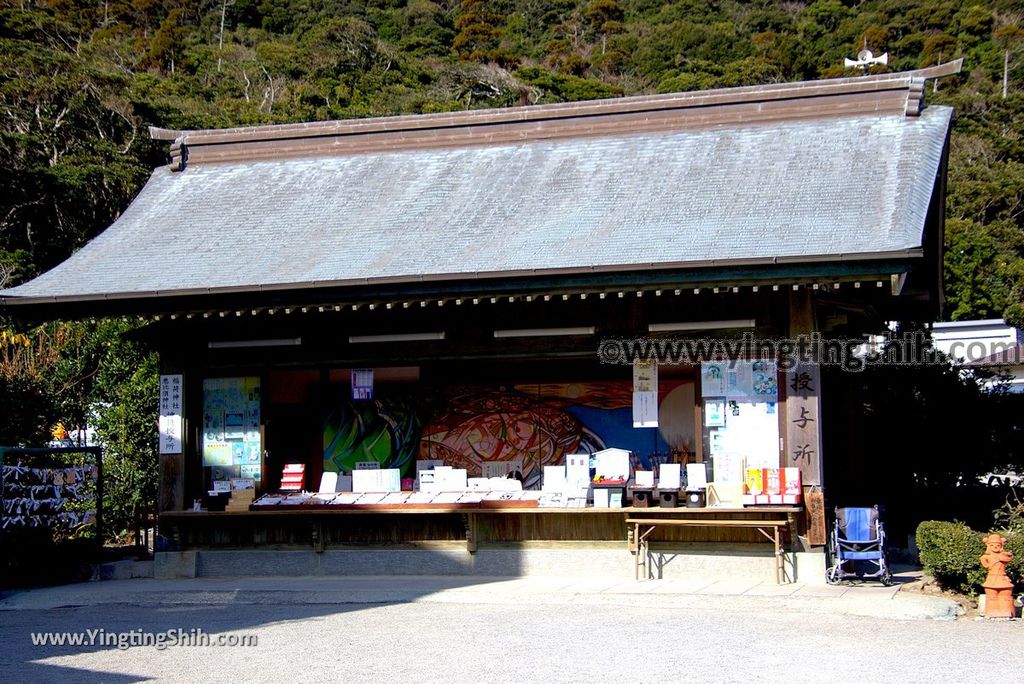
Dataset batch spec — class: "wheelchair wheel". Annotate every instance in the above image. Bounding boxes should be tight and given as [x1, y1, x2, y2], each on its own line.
[881, 569, 893, 587]
[826, 564, 842, 585]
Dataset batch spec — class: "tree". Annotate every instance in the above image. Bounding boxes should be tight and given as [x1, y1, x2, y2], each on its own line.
[994, 13, 1024, 99]
[453, 0, 517, 67]
[302, 17, 380, 104]
[0, 318, 158, 538]
[148, 8, 189, 74]
[216, 0, 236, 73]
[0, 14, 150, 282]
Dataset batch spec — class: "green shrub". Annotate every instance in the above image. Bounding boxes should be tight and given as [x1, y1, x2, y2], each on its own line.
[996, 531, 1024, 590]
[917, 521, 1024, 594]
[916, 520, 986, 594]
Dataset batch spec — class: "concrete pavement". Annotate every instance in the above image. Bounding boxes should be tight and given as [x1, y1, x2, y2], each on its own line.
[0, 572, 963, 621]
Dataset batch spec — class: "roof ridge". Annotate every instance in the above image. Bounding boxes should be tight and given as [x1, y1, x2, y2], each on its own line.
[150, 60, 962, 170]
[150, 61, 962, 144]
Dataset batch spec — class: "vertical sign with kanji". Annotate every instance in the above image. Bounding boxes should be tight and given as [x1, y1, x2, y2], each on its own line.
[785, 363, 822, 486]
[159, 374, 183, 454]
[632, 360, 658, 428]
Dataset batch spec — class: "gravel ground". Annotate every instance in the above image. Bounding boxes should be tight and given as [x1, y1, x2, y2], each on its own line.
[1, 597, 1021, 683]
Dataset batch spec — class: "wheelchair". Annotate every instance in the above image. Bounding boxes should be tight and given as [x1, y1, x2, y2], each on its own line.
[825, 505, 892, 586]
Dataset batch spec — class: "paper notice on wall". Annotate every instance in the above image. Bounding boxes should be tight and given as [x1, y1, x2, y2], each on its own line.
[701, 363, 728, 397]
[701, 361, 779, 400]
[633, 360, 658, 393]
[351, 368, 374, 400]
[704, 398, 726, 427]
[632, 391, 658, 427]
[709, 429, 726, 455]
[240, 465, 262, 481]
[203, 443, 232, 467]
[750, 361, 778, 398]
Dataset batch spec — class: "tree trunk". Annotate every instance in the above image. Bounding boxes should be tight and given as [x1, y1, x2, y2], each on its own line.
[217, 0, 228, 74]
[1004, 48, 1010, 100]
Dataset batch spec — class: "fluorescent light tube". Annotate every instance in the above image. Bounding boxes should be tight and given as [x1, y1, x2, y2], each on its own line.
[647, 319, 755, 332]
[208, 338, 302, 349]
[348, 332, 445, 343]
[493, 326, 596, 338]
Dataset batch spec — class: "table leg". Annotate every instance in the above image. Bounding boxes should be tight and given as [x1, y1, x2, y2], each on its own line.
[774, 526, 781, 584]
[641, 526, 648, 580]
[462, 513, 477, 554]
[634, 523, 640, 580]
[312, 520, 324, 554]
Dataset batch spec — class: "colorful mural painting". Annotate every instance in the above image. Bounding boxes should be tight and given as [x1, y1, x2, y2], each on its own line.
[323, 396, 422, 475]
[323, 380, 695, 487]
[420, 389, 583, 485]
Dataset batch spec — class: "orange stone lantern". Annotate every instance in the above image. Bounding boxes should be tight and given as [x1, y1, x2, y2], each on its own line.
[980, 534, 1015, 619]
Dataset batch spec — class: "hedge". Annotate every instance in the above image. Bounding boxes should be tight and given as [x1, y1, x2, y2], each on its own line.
[916, 520, 1024, 595]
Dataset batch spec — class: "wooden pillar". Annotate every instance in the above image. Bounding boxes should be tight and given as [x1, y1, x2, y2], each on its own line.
[785, 289, 826, 546]
[158, 455, 184, 513]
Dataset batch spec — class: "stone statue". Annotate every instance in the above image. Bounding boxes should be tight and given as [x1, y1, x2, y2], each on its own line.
[980, 534, 1015, 619]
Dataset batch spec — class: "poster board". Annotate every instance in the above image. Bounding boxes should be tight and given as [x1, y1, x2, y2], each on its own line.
[700, 362, 779, 470]
[202, 377, 261, 481]
[351, 369, 374, 400]
[719, 400, 779, 469]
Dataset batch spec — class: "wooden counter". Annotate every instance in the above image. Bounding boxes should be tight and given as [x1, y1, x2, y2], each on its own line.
[160, 506, 802, 554]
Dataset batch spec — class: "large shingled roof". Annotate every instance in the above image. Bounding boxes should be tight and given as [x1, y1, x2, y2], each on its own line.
[0, 63, 959, 309]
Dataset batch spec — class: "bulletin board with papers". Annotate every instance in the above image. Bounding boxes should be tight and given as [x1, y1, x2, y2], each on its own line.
[202, 377, 263, 483]
[701, 361, 780, 473]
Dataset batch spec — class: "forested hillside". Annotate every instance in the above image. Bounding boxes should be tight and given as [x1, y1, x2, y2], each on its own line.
[1, 0, 1023, 325]
[1, 0, 1023, 539]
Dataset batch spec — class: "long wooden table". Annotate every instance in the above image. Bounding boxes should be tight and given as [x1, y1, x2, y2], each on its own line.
[627, 508, 800, 583]
[160, 506, 802, 576]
